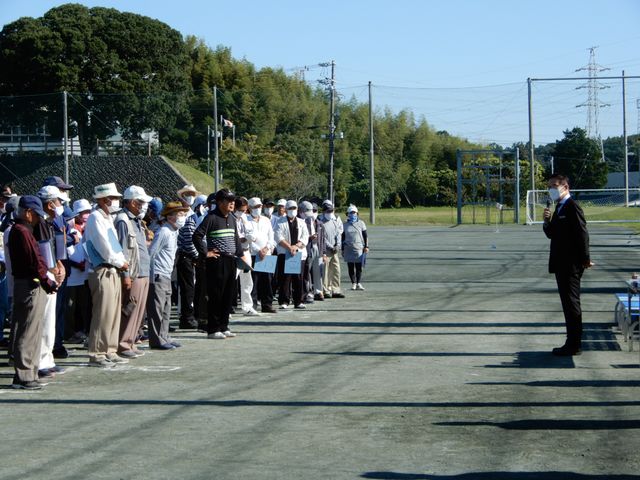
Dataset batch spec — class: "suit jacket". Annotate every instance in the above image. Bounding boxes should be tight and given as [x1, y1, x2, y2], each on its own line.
[543, 196, 590, 274]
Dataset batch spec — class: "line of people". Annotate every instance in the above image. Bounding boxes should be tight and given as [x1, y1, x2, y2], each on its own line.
[0, 180, 370, 390]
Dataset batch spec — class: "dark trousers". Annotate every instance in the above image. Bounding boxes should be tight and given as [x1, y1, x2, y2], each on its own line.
[251, 256, 274, 307]
[348, 262, 363, 284]
[194, 260, 208, 321]
[554, 269, 583, 348]
[65, 282, 92, 338]
[177, 253, 196, 323]
[206, 256, 236, 334]
[277, 254, 303, 306]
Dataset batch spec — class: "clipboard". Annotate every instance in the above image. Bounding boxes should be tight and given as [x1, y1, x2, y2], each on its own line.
[254, 255, 277, 274]
[235, 256, 253, 273]
[38, 240, 55, 269]
[284, 251, 302, 275]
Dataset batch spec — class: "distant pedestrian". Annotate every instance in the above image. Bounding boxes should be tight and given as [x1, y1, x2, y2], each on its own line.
[319, 200, 345, 298]
[342, 205, 369, 291]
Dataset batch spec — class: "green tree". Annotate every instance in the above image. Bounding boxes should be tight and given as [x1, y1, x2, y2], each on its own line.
[552, 128, 607, 188]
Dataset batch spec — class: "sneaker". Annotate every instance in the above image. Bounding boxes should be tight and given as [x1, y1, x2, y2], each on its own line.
[332, 292, 345, 299]
[222, 330, 237, 338]
[323, 292, 333, 299]
[243, 308, 261, 316]
[38, 369, 55, 379]
[118, 350, 139, 359]
[48, 366, 66, 375]
[314, 293, 325, 301]
[356, 283, 365, 291]
[150, 343, 176, 350]
[261, 305, 277, 314]
[207, 331, 227, 339]
[89, 358, 115, 368]
[12, 380, 43, 390]
[170, 341, 182, 348]
[294, 303, 307, 309]
[106, 354, 129, 364]
[351, 283, 357, 290]
[132, 349, 145, 357]
[279, 304, 290, 310]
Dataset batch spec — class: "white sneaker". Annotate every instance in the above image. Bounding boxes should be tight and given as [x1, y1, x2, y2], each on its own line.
[208, 331, 226, 339]
[351, 283, 357, 290]
[243, 308, 261, 316]
[279, 304, 290, 309]
[356, 283, 365, 291]
[222, 330, 237, 338]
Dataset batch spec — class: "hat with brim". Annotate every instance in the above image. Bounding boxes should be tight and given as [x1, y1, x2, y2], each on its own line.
[93, 183, 122, 199]
[19, 195, 46, 218]
[43, 176, 73, 190]
[124, 185, 153, 203]
[177, 184, 199, 197]
[72, 199, 92, 217]
[37, 185, 68, 203]
[161, 201, 190, 217]
[214, 189, 236, 203]
[248, 197, 262, 208]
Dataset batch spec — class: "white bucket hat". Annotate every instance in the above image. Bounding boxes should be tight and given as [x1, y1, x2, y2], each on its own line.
[72, 199, 92, 216]
[93, 182, 122, 199]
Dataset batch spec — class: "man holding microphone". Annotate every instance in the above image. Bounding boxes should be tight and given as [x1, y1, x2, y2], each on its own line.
[543, 174, 593, 356]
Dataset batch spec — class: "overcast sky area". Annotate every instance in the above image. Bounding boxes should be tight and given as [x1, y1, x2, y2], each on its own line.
[2, 0, 639, 146]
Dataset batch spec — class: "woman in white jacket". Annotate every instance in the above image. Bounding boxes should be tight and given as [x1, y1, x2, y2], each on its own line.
[274, 200, 309, 309]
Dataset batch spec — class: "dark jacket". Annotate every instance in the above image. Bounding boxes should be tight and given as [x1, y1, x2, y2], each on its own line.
[543, 196, 590, 274]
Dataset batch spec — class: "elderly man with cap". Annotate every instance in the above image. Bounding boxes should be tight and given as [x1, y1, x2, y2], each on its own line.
[64, 199, 92, 345]
[8, 196, 60, 389]
[192, 189, 244, 339]
[300, 201, 326, 302]
[42, 177, 76, 360]
[35, 185, 68, 377]
[274, 200, 309, 309]
[177, 194, 209, 329]
[319, 200, 345, 299]
[115, 186, 153, 357]
[83, 183, 129, 367]
[147, 201, 189, 349]
[247, 197, 277, 313]
[177, 184, 198, 214]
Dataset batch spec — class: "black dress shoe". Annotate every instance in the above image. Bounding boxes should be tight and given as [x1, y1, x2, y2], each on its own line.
[179, 319, 199, 329]
[52, 346, 69, 359]
[552, 345, 582, 356]
[261, 305, 277, 314]
[332, 293, 345, 299]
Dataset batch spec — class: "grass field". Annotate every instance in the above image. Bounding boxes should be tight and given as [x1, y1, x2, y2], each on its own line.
[169, 160, 640, 230]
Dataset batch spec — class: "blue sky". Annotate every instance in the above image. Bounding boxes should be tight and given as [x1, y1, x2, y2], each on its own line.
[2, 0, 640, 146]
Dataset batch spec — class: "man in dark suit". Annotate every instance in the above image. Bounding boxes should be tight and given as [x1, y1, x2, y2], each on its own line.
[543, 174, 593, 356]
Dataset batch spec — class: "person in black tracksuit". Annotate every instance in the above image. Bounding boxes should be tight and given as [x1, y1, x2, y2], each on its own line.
[192, 189, 244, 339]
[543, 174, 592, 356]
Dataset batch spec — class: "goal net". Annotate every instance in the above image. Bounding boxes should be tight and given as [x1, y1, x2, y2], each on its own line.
[526, 188, 640, 224]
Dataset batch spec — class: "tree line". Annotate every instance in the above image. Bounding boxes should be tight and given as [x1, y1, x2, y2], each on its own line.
[1, 4, 632, 207]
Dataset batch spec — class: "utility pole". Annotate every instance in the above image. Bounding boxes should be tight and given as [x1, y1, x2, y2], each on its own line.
[527, 78, 535, 221]
[368, 81, 375, 225]
[206, 125, 211, 176]
[623, 70, 629, 206]
[213, 86, 219, 192]
[63, 91, 69, 184]
[320, 61, 336, 204]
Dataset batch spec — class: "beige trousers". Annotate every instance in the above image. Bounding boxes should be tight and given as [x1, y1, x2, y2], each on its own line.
[119, 276, 149, 353]
[88, 267, 122, 361]
[323, 251, 342, 295]
[12, 280, 48, 382]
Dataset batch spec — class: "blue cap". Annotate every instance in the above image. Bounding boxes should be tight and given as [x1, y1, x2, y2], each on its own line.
[18, 195, 47, 218]
[43, 176, 73, 190]
[148, 198, 163, 215]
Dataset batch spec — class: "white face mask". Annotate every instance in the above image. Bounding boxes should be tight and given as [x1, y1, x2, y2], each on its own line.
[287, 209, 298, 219]
[251, 207, 262, 218]
[54, 205, 65, 216]
[175, 216, 187, 228]
[263, 207, 274, 216]
[137, 203, 149, 219]
[107, 199, 120, 214]
[310, 212, 318, 220]
[183, 195, 195, 206]
[326, 212, 336, 221]
[234, 210, 245, 219]
[548, 187, 562, 202]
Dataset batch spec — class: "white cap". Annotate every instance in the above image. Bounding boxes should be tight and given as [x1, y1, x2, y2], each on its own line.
[347, 204, 358, 213]
[248, 197, 262, 208]
[72, 199, 92, 216]
[93, 182, 122, 199]
[124, 185, 153, 202]
[299, 201, 313, 212]
[322, 199, 334, 211]
[285, 200, 298, 209]
[37, 185, 68, 202]
[277, 198, 287, 207]
[177, 184, 198, 197]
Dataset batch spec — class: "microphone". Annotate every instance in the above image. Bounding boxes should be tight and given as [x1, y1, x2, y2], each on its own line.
[546, 199, 551, 209]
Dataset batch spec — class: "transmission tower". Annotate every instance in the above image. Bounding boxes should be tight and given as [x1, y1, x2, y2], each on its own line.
[575, 46, 610, 139]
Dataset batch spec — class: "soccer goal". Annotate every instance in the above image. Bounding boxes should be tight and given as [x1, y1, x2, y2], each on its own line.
[526, 188, 640, 224]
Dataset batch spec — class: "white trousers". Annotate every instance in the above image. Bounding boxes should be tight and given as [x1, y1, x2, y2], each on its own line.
[39, 293, 57, 370]
[237, 268, 254, 312]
